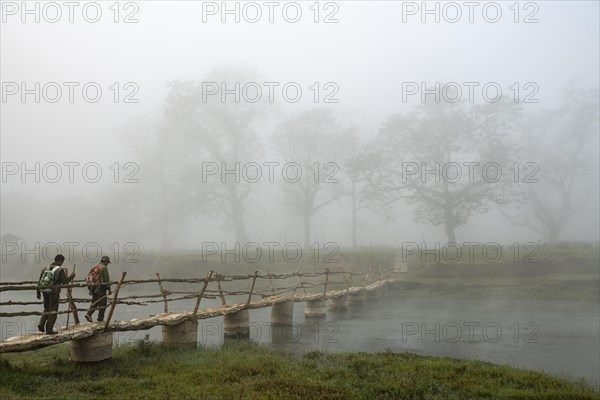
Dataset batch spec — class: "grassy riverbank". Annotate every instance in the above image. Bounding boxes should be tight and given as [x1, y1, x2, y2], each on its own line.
[1, 341, 598, 400]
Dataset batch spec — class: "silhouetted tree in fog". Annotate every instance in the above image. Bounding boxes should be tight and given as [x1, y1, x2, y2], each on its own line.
[273, 108, 343, 248]
[334, 129, 375, 248]
[367, 96, 519, 243]
[509, 83, 599, 243]
[164, 66, 272, 244]
[121, 117, 199, 250]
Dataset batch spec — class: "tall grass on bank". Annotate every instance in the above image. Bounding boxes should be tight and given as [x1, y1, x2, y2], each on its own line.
[1, 341, 598, 400]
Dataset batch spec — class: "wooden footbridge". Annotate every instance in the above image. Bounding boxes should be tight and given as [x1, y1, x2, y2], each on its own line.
[0, 266, 397, 360]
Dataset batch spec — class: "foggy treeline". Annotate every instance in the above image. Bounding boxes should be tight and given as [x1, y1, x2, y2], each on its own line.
[138, 69, 599, 248]
[5, 66, 597, 251]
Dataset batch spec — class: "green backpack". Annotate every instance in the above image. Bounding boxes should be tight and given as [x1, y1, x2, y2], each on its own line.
[38, 265, 60, 294]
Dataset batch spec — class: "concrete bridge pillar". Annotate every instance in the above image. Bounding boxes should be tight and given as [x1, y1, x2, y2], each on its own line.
[70, 331, 113, 362]
[224, 309, 250, 339]
[305, 299, 327, 317]
[382, 282, 390, 294]
[329, 296, 347, 311]
[271, 301, 294, 325]
[162, 320, 198, 348]
[348, 290, 365, 306]
[366, 288, 379, 301]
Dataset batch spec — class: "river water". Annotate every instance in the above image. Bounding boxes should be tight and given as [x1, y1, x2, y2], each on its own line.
[2, 285, 598, 388]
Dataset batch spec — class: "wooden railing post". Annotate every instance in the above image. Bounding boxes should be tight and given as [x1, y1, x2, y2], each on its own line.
[66, 287, 78, 326]
[291, 271, 301, 300]
[104, 272, 127, 330]
[266, 269, 275, 296]
[363, 267, 372, 288]
[297, 271, 307, 294]
[216, 274, 226, 305]
[66, 264, 79, 326]
[386, 266, 392, 284]
[345, 273, 351, 296]
[245, 271, 258, 307]
[322, 268, 329, 299]
[156, 273, 169, 313]
[193, 271, 213, 317]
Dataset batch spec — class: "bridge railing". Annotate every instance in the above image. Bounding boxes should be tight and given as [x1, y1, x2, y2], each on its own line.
[0, 266, 392, 326]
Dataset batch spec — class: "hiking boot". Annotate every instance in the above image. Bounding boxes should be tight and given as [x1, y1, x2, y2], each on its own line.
[37, 324, 44, 333]
[46, 331, 58, 335]
[85, 314, 92, 323]
[97, 319, 104, 322]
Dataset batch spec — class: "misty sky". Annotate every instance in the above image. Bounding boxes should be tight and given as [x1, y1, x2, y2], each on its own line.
[1, 1, 599, 248]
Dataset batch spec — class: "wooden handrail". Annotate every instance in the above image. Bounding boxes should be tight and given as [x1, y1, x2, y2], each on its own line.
[193, 271, 213, 316]
[104, 272, 127, 330]
[245, 271, 258, 307]
[156, 273, 169, 313]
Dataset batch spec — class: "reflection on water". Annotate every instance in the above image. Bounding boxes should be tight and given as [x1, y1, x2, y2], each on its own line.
[2, 286, 598, 387]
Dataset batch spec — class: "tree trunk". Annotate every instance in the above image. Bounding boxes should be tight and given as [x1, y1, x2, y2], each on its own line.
[304, 213, 311, 249]
[233, 209, 249, 244]
[445, 224, 457, 244]
[227, 182, 249, 244]
[544, 225, 561, 244]
[442, 184, 457, 244]
[351, 180, 358, 249]
[159, 167, 171, 251]
[231, 200, 249, 244]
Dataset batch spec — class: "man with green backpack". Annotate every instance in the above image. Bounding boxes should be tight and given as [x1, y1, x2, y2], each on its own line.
[36, 254, 75, 335]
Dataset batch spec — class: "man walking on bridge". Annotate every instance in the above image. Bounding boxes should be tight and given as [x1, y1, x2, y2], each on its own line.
[85, 256, 112, 323]
[37, 254, 75, 335]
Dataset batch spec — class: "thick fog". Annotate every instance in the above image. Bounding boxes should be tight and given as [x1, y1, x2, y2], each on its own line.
[1, 1, 599, 257]
[1, 1, 600, 389]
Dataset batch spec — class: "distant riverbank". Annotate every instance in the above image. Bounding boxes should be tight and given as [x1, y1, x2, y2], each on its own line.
[393, 263, 599, 301]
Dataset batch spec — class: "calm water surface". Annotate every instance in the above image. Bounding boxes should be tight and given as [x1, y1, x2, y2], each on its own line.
[2, 286, 598, 387]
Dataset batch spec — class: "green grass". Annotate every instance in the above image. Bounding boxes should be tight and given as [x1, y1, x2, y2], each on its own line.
[1, 341, 598, 400]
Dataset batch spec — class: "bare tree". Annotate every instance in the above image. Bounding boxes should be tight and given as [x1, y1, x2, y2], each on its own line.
[120, 117, 200, 250]
[273, 108, 342, 248]
[509, 83, 599, 243]
[334, 129, 375, 248]
[164, 66, 272, 243]
[366, 98, 519, 243]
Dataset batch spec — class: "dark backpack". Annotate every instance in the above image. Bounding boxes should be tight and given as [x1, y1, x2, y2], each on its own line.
[86, 264, 102, 291]
[38, 265, 60, 293]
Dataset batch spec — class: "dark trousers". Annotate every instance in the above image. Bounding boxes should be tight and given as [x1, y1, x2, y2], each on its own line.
[87, 288, 108, 321]
[39, 292, 60, 333]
